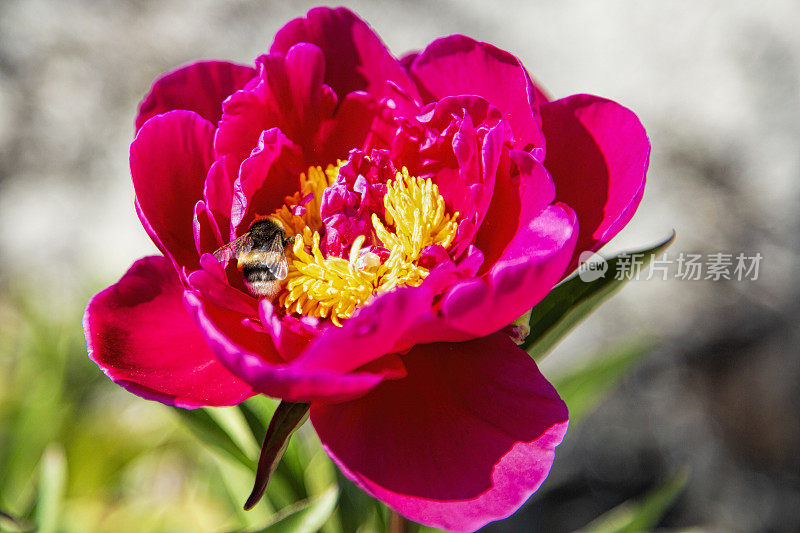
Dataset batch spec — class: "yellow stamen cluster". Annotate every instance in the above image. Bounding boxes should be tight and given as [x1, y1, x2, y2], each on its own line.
[372, 168, 459, 262]
[279, 230, 379, 326]
[276, 166, 459, 326]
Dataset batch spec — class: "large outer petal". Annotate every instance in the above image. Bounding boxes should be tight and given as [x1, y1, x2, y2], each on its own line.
[541, 94, 649, 270]
[271, 6, 420, 109]
[312, 333, 568, 532]
[83, 256, 254, 408]
[131, 110, 215, 271]
[410, 35, 546, 151]
[135, 60, 256, 131]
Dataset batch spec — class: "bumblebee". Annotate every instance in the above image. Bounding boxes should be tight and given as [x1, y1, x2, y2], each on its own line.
[213, 218, 293, 299]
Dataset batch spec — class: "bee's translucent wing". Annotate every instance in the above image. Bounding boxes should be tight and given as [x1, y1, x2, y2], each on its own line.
[212, 233, 253, 266]
[266, 232, 289, 280]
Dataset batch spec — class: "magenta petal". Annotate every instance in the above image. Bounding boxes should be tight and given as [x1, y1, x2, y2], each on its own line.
[415, 95, 505, 257]
[258, 300, 316, 363]
[231, 128, 304, 235]
[293, 283, 434, 374]
[541, 94, 649, 270]
[183, 292, 405, 404]
[312, 333, 568, 532]
[399, 202, 575, 349]
[271, 6, 420, 110]
[389, 203, 576, 352]
[474, 150, 557, 272]
[83, 256, 254, 408]
[203, 155, 238, 241]
[193, 201, 223, 257]
[410, 35, 546, 150]
[439, 204, 577, 338]
[136, 60, 256, 131]
[215, 44, 338, 165]
[187, 262, 260, 318]
[399, 50, 418, 70]
[132, 110, 215, 271]
[214, 79, 272, 161]
[322, 90, 401, 160]
[254, 45, 339, 162]
[319, 149, 391, 256]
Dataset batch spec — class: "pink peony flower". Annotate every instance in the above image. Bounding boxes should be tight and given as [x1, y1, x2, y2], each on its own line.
[83, 7, 649, 531]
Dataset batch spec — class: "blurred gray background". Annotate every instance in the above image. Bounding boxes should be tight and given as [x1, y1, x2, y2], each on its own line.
[1, 1, 798, 531]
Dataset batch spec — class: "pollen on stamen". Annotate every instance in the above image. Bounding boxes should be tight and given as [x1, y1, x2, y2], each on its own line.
[372, 168, 459, 262]
[277, 166, 459, 326]
[278, 227, 379, 327]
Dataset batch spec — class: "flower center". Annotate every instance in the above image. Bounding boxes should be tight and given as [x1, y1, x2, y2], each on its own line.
[270, 163, 459, 326]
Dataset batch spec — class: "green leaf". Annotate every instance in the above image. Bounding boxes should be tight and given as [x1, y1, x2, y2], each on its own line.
[35, 445, 67, 533]
[522, 231, 675, 361]
[170, 407, 254, 470]
[302, 445, 339, 504]
[551, 341, 655, 425]
[333, 470, 387, 533]
[239, 395, 280, 441]
[207, 406, 261, 457]
[251, 485, 339, 533]
[577, 468, 690, 533]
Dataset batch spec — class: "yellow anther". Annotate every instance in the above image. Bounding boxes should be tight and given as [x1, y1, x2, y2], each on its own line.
[373, 168, 459, 264]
